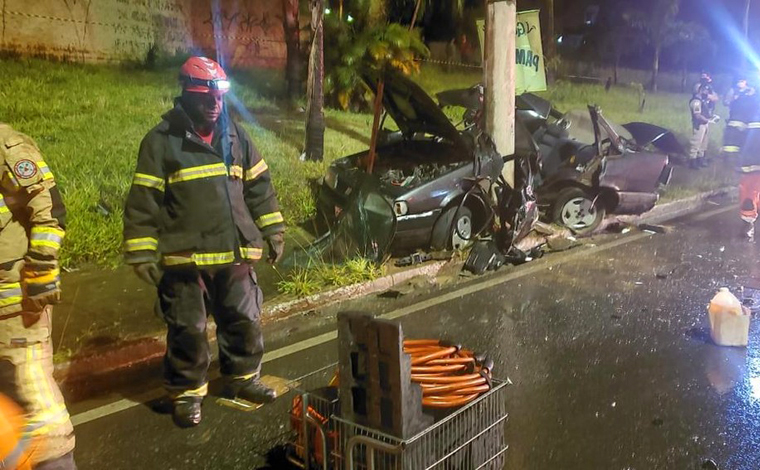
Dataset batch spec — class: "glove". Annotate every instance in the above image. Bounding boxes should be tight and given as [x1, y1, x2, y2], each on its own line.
[21, 265, 61, 312]
[266, 233, 285, 264]
[133, 262, 163, 286]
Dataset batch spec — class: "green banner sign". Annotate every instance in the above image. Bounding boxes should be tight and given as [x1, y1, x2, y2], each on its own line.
[477, 9, 547, 93]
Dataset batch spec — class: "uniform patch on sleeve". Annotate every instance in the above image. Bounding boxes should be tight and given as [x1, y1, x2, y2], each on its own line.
[13, 159, 38, 179]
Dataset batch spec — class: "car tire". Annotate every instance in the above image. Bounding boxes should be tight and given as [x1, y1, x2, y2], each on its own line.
[551, 187, 605, 235]
[431, 205, 474, 251]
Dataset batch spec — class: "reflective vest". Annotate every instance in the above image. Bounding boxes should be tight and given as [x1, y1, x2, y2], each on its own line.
[123, 103, 284, 268]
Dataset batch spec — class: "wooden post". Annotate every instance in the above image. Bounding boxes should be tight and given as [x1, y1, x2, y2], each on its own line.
[484, 0, 516, 187]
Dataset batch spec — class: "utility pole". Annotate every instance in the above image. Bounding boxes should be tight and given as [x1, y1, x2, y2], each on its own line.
[484, 0, 516, 187]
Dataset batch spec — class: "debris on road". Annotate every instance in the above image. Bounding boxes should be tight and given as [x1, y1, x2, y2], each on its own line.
[638, 223, 670, 234]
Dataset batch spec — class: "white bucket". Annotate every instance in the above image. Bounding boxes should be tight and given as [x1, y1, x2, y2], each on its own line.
[708, 288, 751, 347]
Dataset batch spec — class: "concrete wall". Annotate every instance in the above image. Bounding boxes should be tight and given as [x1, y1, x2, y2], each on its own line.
[0, 0, 286, 68]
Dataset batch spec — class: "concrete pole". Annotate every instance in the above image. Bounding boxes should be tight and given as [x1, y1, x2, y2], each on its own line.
[484, 0, 516, 187]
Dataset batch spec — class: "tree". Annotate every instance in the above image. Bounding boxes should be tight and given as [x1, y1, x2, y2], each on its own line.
[592, 3, 645, 85]
[664, 22, 715, 92]
[638, 0, 681, 92]
[282, 0, 300, 100]
[303, 0, 326, 162]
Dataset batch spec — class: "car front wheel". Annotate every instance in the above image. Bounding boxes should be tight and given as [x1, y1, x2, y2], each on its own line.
[431, 206, 474, 251]
[551, 187, 605, 235]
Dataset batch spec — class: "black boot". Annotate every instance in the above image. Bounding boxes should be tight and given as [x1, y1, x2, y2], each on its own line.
[223, 377, 277, 404]
[35, 451, 77, 470]
[689, 159, 701, 169]
[172, 397, 202, 428]
[699, 157, 710, 168]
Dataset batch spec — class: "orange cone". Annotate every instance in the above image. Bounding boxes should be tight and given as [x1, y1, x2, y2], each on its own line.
[0, 394, 32, 470]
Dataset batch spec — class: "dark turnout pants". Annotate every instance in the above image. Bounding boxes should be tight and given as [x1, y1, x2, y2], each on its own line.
[158, 263, 264, 398]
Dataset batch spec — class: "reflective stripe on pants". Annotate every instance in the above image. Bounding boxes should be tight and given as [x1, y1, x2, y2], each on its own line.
[0, 307, 76, 465]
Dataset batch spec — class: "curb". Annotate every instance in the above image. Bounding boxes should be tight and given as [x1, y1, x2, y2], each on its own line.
[53, 187, 733, 393]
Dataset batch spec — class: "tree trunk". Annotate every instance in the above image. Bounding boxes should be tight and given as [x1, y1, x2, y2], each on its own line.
[744, 0, 751, 38]
[282, 0, 301, 100]
[543, 0, 556, 61]
[650, 45, 660, 92]
[303, 0, 325, 162]
[613, 55, 619, 85]
[368, 0, 386, 27]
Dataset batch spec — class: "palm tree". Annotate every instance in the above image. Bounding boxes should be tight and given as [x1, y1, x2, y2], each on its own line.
[303, 0, 326, 162]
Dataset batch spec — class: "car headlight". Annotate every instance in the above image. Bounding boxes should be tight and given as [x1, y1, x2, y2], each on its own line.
[324, 168, 339, 189]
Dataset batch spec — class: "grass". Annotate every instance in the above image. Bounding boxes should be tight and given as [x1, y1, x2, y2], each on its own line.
[276, 257, 385, 297]
[0, 58, 730, 268]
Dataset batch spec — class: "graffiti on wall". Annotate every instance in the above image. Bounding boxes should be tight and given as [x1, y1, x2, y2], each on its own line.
[0, 0, 286, 68]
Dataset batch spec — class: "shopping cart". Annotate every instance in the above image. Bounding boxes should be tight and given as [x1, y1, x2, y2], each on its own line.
[287, 363, 509, 470]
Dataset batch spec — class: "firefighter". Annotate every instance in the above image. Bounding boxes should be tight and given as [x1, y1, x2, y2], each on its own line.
[722, 75, 757, 159]
[688, 84, 719, 169]
[738, 85, 760, 241]
[0, 124, 76, 468]
[123, 57, 286, 428]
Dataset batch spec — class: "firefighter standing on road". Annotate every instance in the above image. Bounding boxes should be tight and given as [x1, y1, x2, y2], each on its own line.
[738, 79, 760, 241]
[722, 76, 757, 158]
[0, 123, 76, 468]
[688, 84, 720, 169]
[123, 57, 286, 428]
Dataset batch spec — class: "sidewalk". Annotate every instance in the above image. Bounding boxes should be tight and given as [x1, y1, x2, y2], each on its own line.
[50, 162, 736, 385]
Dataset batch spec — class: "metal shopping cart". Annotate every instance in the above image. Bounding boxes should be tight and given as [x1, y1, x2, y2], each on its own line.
[287, 363, 509, 470]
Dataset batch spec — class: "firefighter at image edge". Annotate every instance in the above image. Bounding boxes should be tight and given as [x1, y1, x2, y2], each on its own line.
[0, 123, 77, 468]
[737, 72, 760, 242]
[122, 56, 286, 428]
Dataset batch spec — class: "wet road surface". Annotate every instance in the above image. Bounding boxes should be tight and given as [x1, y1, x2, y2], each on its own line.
[68, 203, 760, 469]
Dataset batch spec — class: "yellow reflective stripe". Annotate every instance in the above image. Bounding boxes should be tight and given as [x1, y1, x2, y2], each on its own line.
[723, 146, 741, 153]
[124, 237, 158, 252]
[174, 383, 209, 399]
[728, 120, 748, 130]
[37, 161, 54, 180]
[240, 247, 263, 260]
[167, 163, 227, 184]
[229, 165, 244, 179]
[133, 173, 165, 192]
[30, 227, 65, 250]
[0, 195, 8, 214]
[749, 122, 760, 129]
[24, 268, 60, 286]
[244, 159, 269, 181]
[0, 282, 22, 307]
[163, 251, 236, 267]
[4, 170, 20, 189]
[233, 372, 257, 381]
[741, 165, 760, 173]
[255, 211, 284, 228]
[28, 344, 56, 410]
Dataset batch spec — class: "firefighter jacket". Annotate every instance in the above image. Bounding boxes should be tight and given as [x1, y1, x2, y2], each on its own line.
[0, 124, 66, 316]
[723, 89, 758, 155]
[123, 103, 285, 268]
[740, 104, 760, 174]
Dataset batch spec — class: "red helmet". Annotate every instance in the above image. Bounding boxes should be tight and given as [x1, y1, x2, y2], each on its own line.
[179, 57, 230, 95]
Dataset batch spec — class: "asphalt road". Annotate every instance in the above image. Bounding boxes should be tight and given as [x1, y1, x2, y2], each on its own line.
[66, 202, 760, 470]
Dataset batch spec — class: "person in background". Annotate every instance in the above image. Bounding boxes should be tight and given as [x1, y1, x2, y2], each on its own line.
[722, 75, 757, 159]
[688, 84, 720, 169]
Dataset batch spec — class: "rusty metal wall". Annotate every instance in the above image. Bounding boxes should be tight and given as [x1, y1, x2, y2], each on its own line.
[0, 0, 286, 68]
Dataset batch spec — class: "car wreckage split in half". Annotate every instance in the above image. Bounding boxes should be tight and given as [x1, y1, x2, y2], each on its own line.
[310, 70, 677, 265]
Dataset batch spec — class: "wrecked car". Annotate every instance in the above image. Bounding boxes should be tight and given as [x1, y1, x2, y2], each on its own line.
[439, 87, 675, 234]
[316, 69, 537, 257]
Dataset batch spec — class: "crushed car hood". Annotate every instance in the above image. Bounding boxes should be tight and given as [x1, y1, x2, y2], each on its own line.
[362, 68, 464, 147]
[622, 122, 686, 156]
